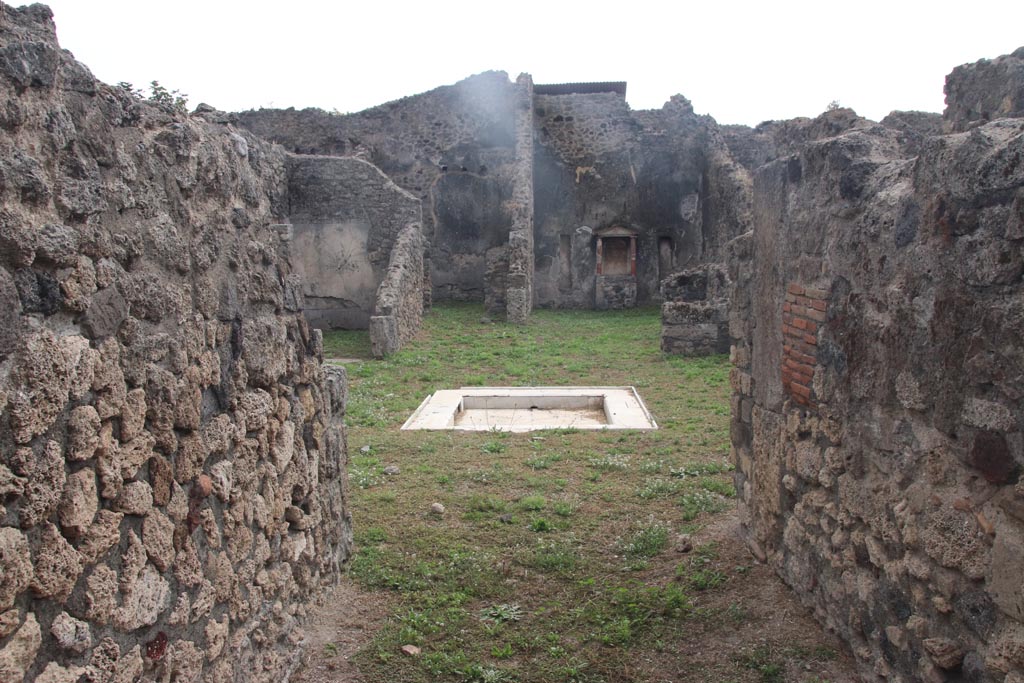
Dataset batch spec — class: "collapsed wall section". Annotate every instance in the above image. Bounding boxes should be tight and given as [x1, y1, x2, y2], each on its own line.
[286, 155, 422, 329]
[659, 265, 731, 356]
[0, 6, 350, 681]
[370, 222, 425, 358]
[731, 114, 1024, 681]
[238, 73, 518, 305]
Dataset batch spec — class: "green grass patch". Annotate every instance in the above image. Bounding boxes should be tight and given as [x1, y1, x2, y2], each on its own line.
[330, 304, 739, 682]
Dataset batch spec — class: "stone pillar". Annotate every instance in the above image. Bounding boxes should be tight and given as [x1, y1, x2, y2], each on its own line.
[506, 73, 535, 324]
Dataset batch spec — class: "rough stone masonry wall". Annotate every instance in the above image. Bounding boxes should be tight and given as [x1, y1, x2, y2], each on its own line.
[660, 264, 730, 356]
[532, 92, 748, 310]
[237, 73, 519, 304]
[286, 155, 422, 330]
[944, 47, 1024, 133]
[505, 74, 534, 324]
[0, 5, 350, 682]
[369, 222, 424, 358]
[730, 108, 1024, 682]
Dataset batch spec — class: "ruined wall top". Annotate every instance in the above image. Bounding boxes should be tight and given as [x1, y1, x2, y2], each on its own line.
[945, 46, 1024, 132]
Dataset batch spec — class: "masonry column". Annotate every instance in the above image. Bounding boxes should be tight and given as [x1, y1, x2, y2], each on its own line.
[506, 73, 535, 324]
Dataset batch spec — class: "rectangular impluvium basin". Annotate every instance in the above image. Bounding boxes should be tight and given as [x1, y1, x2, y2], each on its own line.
[401, 387, 657, 432]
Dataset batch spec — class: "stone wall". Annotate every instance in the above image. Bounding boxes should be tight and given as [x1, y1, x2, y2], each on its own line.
[944, 47, 1024, 132]
[286, 155, 422, 329]
[0, 6, 350, 682]
[730, 105, 1024, 682]
[369, 222, 424, 358]
[237, 73, 518, 305]
[660, 265, 730, 356]
[242, 80, 753, 317]
[533, 93, 751, 310]
[505, 74, 534, 324]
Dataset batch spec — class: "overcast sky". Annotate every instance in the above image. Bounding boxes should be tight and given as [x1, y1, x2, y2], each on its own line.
[39, 0, 1024, 127]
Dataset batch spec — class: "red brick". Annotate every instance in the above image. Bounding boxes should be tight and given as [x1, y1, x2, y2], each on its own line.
[793, 318, 809, 331]
[804, 287, 828, 300]
[791, 305, 808, 318]
[792, 362, 815, 377]
[793, 351, 816, 366]
[790, 383, 812, 399]
[787, 283, 805, 296]
[806, 308, 826, 322]
[796, 296, 811, 308]
[810, 299, 827, 312]
[783, 313, 793, 325]
[803, 334, 817, 345]
[804, 320, 818, 333]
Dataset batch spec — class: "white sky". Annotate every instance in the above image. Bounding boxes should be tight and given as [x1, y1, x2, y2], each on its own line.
[39, 0, 1024, 127]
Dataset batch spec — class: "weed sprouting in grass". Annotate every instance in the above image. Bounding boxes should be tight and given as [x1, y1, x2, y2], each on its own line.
[553, 499, 577, 517]
[670, 460, 734, 477]
[350, 467, 380, 489]
[461, 664, 512, 683]
[699, 477, 736, 497]
[525, 452, 564, 469]
[357, 527, 388, 546]
[636, 477, 684, 499]
[528, 541, 578, 573]
[679, 490, 730, 520]
[620, 521, 670, 569]
[518, 495, 546, 511]
[491, 643, 514, 659]
[480, 603, 523, 623]
[640, 458, 670, 473]
[738, 645, 785, 683]
[481, 440, 506, 454]
[530, 518, 553, 532]
[587, 453, 631, 471]
[688, 568, 728, 590]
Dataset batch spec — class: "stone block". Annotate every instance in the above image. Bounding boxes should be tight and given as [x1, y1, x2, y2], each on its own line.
[0, 613, 40, 683]
[30, 523, 82, 601]
[58, 468, 98, 538]
[990, 519, 1024, 621]
[0, 527, 32, 611]
[50, 612, 91, 653]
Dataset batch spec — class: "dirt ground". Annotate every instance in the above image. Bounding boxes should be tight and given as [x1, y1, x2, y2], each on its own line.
[292, 514, 863, 683]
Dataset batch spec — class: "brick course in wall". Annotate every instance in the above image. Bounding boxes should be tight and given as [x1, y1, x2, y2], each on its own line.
[780, 283, 827, 407]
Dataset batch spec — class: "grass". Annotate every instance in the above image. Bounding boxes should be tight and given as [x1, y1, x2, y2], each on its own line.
[322, 304, 823, 682]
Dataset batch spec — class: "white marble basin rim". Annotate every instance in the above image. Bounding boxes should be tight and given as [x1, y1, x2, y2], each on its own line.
[401, 386, 658, 432]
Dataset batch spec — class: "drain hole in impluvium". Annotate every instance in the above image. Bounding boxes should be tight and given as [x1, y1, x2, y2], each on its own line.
[401, 386, 657, 432]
